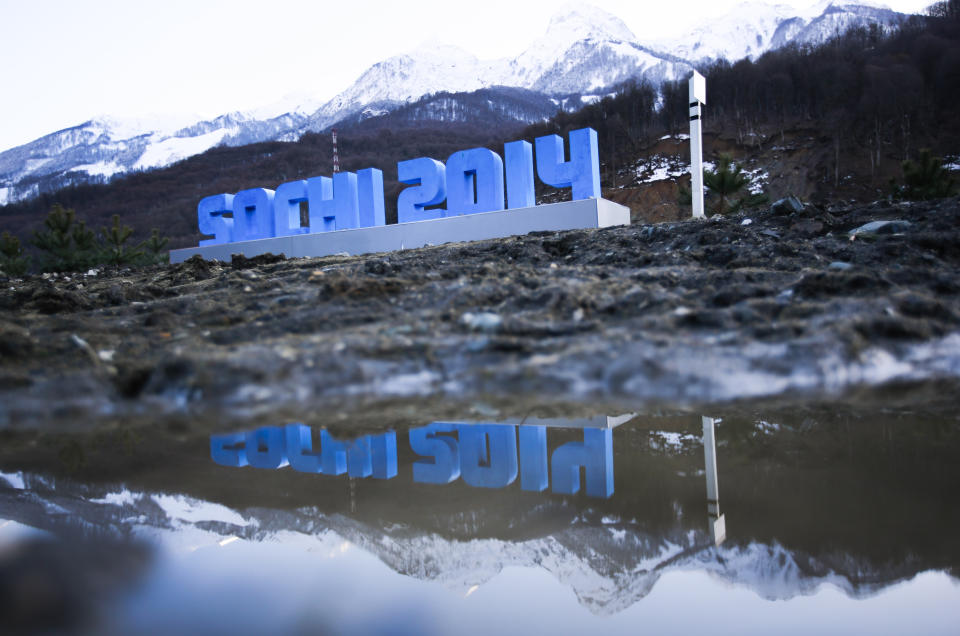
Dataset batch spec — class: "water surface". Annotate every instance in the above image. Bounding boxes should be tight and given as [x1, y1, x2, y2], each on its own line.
[1, 402, 958, 634]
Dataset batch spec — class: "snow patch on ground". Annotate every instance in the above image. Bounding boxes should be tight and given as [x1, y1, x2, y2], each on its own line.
[636, 156, 767, 195]
[753, 420, 781, 436]
[376, 370, 440, 396]
[742, 166, 769, 194]
[649, 431, 699, 452]
[635, 155, 687, 183]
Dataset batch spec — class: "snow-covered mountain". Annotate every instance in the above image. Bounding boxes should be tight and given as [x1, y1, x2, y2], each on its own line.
[0, 2, 908, 206]
[658, 1, 904, 64]
[303, 6, 681, 129]
[0, 110, 311, 205]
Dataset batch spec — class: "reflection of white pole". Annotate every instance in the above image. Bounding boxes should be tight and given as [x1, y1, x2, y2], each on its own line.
[702, 415, 726, 545]
[689, 71, 706, 219]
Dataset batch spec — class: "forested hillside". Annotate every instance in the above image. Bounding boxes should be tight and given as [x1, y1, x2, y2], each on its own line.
[1, 6, 958, 252]
[526, 6, 960, 205]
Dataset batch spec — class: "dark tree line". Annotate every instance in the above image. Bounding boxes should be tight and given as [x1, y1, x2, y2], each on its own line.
[521, 8, 960, 190]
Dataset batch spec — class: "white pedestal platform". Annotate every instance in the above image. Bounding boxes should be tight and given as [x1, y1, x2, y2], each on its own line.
[169, 197, 630, 264]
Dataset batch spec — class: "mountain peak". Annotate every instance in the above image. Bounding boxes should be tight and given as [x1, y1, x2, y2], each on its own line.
[545, 3, 637, 44]
[405, 42, 480, 63]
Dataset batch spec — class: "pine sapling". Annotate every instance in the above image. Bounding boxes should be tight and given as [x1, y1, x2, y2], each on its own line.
[32, 204, 79, 271]
[901, 149, 956, 200]
[0, 231, 30, 276]
[142, 228, 169, 263]
[101, 214, 143, 266]
[71, 219, 99, 269]
[703, 155, 749, 216]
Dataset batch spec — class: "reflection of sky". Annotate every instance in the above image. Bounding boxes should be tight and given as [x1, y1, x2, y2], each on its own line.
[103, 527, 960, 635]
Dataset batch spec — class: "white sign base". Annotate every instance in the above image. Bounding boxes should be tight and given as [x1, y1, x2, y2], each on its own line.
[170, 198, 630, 264]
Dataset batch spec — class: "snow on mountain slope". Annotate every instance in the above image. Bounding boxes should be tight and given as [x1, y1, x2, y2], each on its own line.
[659, 2, 799, 63]
[0, 2, 910, 205]
[531, 39, 687, 95]
[658, 1, 902, 63]
[307, 44, 507, 131]
[792, 2, 904, 45]
[309, 6, 670, 130]
[504, 4, 639, 87]
[132, 126, 238, 171]
[0, 110, 309, 201]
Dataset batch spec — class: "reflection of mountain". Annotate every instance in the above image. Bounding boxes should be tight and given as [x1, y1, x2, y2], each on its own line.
[0, 473, 935, 615]
[2, 410, 957, 614]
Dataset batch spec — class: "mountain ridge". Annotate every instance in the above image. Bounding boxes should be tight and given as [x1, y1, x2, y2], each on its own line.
[0, 2, 908, 206]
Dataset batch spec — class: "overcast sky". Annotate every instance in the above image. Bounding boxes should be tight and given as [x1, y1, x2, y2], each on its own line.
[0, 0, 933, 151]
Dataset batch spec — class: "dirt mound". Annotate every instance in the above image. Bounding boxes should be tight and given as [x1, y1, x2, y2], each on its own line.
[1, 196, 959, 428]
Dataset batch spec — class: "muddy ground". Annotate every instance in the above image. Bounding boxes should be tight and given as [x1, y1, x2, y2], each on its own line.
[1, 196, 959, 431]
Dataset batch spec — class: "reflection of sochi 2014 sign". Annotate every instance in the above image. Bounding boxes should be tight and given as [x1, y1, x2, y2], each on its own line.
[211, 420, 619, 498]
[169, 127, 630, 263]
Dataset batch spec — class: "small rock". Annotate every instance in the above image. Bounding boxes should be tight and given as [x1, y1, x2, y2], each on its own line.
[829, 261, 853, 271]
[741, 218, 753, 226]
[848, 220, 911, 236]
[364, 259, 392, 275]
[791, 219, 824, 236]
[0, 321, 35, 359]
[770, 196, 804, 215]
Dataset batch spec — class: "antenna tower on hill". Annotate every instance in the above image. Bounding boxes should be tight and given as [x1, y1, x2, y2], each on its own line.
[332, 128, 340, 173]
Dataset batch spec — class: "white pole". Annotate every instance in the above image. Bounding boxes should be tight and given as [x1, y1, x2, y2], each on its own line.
[702, 415, 726, 545]
[689, 71, 706, 219]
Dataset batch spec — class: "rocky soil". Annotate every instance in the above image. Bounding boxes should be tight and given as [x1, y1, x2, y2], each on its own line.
[2, 196, 959, 430]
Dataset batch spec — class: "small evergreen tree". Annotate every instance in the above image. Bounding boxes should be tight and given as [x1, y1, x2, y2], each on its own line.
[32, 204, 91, 272]
[702, 155, 768, 215]
[101, 214, 143, 266]
[71, 219, 100, 269]
[900, 149, 956, 200]
[142, 228, 169, 264]
[0, 231, 30, 276]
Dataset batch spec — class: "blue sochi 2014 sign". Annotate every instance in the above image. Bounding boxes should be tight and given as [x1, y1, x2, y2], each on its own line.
[195, 127, 601, 245]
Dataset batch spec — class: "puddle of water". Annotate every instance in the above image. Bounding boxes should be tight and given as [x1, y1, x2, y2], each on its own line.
[1, 403, 958, 634]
